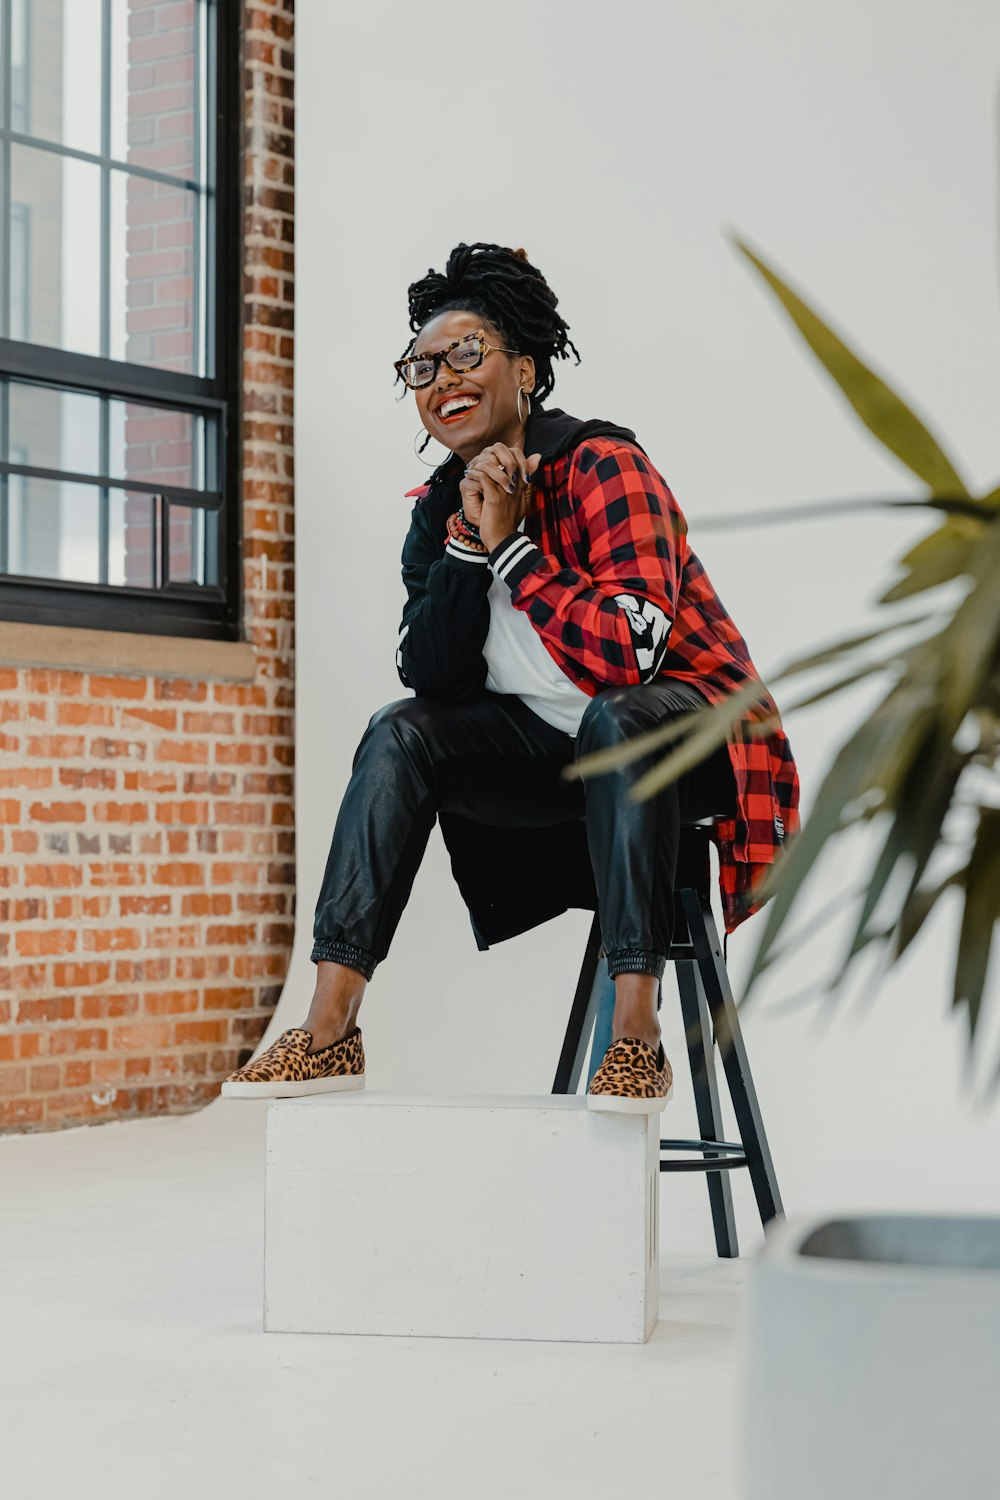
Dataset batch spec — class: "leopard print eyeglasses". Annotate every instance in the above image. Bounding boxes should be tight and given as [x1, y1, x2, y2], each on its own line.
[393, 329, 521, 389]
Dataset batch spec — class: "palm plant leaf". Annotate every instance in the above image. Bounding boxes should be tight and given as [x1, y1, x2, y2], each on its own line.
[696, 494, 988, 533]
[778, 611, 931, 676]
[953, 807, 1000, 1038]
[740, 686, 933, 994]
[880, 525, 977, 601]
[936, 520, 1000, 720]
[724, 244, 1000, 1062]
[894, 871, 963, 959]
[733, 237, 969, 498]
[778, 659, 910, 718]
[843, 728, 971, 964]
[576, 232, 1000, 1074]
[881, 488, 1000, 602]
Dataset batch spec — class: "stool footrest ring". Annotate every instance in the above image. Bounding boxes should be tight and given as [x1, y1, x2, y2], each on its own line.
[659, 1137, 747, 1174]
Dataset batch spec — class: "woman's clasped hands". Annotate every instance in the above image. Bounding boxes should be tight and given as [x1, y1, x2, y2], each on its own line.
[459, 443, 542, 553]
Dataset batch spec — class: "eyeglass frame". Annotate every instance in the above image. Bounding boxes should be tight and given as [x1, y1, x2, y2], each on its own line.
[393, 328, 523, 390]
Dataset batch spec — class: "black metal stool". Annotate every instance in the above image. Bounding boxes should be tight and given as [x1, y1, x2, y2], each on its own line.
[552, 821, 783, 1258]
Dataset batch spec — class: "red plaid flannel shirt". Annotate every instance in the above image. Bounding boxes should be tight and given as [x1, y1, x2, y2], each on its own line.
[484, 437, 800, 934]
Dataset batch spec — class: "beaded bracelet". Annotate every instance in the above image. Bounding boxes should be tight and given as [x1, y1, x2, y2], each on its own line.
[446, 510, 489, 554]
[456, 504, 483, 540]
[451, 508, 484, 543]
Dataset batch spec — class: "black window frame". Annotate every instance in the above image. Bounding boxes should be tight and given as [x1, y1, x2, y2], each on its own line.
[0, 0, 242, 642]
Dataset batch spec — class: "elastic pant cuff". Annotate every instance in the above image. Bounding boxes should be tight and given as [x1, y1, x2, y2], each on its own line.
[310, 939, 377, 982]
[605, 948, 667, 981]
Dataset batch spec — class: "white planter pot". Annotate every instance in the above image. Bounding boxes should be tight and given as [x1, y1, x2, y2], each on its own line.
[742, 1214, 1000, 1500]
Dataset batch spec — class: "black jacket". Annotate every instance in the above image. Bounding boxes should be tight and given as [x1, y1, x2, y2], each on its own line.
[394, 408, 641, 950]
[396, 407, 641, 700]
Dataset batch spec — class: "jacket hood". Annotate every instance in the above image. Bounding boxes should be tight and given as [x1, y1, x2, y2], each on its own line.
[523, 406, 645, 466]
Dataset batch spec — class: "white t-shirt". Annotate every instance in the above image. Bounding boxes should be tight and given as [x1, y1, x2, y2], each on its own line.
[483, 522, 591, 737]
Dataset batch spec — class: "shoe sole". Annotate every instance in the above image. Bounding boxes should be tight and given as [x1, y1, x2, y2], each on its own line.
[586, 1083, 673, 1114]
[220, 1075, 365, 1100]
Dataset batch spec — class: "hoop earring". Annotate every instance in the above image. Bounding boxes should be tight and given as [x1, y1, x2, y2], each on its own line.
[517, 388, 531, 424]
[413, 427, 451, 468]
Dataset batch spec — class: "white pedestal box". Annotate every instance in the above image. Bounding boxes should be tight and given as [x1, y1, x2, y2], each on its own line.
[264, 1093, 660, 1344]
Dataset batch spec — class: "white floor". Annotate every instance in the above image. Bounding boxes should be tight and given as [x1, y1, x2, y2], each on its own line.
[0, 1098, 760, 1500]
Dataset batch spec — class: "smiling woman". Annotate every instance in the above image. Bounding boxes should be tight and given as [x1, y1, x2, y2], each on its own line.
[221, 241, 800, 1113]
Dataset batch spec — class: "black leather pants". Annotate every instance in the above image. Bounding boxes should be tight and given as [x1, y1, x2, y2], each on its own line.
[311, 679, 737, 984]
[313, 678, 743, 984]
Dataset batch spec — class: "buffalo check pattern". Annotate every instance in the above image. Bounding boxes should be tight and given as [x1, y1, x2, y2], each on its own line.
[406, 437, 801, 934]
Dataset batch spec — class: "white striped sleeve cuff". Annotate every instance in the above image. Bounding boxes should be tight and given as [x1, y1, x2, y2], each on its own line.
[443, 536, 490, 567]
[488, 532, 544, 589]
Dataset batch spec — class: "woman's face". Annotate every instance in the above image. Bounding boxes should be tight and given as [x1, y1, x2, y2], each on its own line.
[411, 310, 535, 462]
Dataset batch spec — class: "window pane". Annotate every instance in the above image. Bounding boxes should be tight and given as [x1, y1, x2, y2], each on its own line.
[112, 399, 207, 489]
[110, 0, 204, 182]
[6, 477, 101, 583]
[23, 0, 103, 155]
[167, 503, 218, 586]
[9, 384, 102, 475]
[10, 204, 30, 341]
[110, 169, 204, 374]
[113, 489, 156, 589]
[11, 0, 30, 133]
[10, 145, 102, 357]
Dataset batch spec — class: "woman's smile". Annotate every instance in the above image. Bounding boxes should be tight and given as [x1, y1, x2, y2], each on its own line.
[429, 382, 489, 446]
[435, 391, 482, 425]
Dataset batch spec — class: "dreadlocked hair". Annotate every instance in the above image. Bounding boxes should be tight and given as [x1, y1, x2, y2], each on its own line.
[401, 242, 580, 403]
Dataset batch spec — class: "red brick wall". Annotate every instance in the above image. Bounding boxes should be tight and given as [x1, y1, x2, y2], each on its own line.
[0, 1, 296, 1134]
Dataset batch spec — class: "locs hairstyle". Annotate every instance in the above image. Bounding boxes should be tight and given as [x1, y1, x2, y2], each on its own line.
[400, 242, 580, 403]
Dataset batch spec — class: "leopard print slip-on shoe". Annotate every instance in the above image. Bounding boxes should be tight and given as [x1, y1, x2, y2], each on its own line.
[587, 1035, 673, 1114]
[220, 1026, 365, 1100]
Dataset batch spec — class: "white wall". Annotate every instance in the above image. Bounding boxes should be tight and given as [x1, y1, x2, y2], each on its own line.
[291, 0, 1000, 1247]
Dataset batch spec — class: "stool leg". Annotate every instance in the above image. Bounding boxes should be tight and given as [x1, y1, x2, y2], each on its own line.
[553, 914, 603, 1094]
[676, 959, 740, 1258]
[585, 966, 615, 1087]
[680, 888, 784, 1227]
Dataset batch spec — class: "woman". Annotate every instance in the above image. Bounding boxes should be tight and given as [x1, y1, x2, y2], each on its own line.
[222, 243, 800, 1112]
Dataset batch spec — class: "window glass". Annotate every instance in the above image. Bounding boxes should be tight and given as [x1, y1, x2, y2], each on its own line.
[167, 503, 218, 586]
[9, 204, 30, 341]
[24, 0, 103, 155]
[109, 169, 204, 375]
[112, 490, 156, 589]
[10, 0, 29, 133]
[111, 399, 207, 490]
[6, 476, 101, 583]
[0, 0, 232, 632]
[109, 0, 204, 181]
[10, 145, 102, 357]
[9, 384, 102, 475]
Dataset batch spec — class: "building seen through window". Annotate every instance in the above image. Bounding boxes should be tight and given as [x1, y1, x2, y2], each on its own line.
[0, 0, 239, 639]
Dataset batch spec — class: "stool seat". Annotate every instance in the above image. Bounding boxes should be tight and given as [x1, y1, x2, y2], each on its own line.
[553, 822, 782, 1258]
